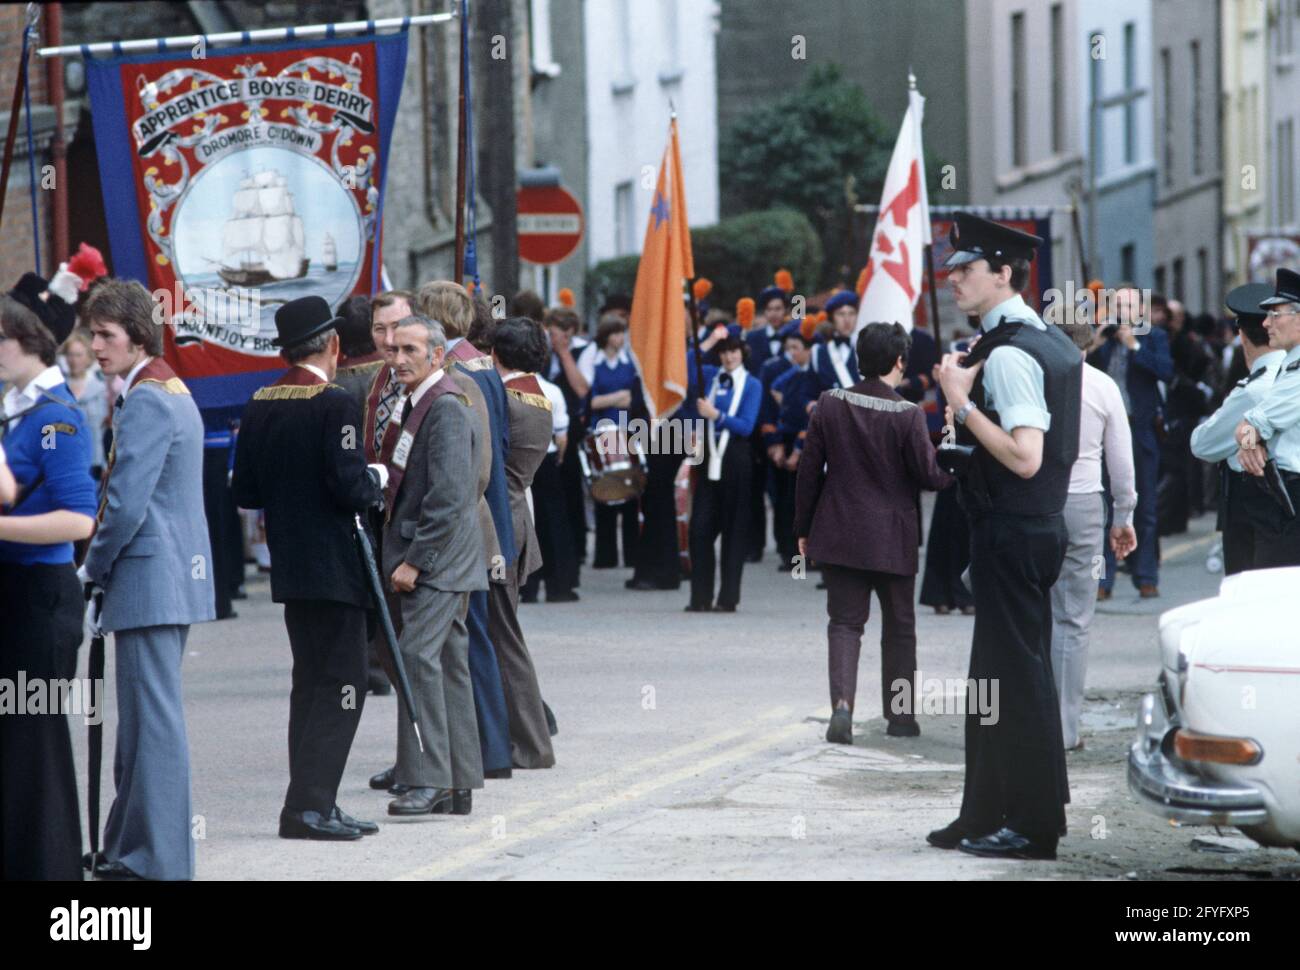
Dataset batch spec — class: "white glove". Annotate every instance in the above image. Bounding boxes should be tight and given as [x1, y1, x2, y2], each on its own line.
[76, 564, 92, 588]
[367, 463, 390, 490]
[84, 590, 105, 641]
[49, 263, 82, 305]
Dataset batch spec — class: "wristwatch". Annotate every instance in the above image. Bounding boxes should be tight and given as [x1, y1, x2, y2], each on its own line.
[953, 400, 977, 426]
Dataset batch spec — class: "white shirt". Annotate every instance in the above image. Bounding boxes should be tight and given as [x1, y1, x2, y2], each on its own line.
[1069, 362, 1138, 527]
[577, 342, 630, 387]
[3, 365, 65, 430]
[396, 367, 445, 418]
[299, 363, 329, 383]
[123, 356, 153, 398]
[538, 375, 568, 454]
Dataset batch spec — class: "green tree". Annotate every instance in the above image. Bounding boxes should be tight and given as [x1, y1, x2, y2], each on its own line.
[586, 208, 822, 320]
[720, 64, 943, 288]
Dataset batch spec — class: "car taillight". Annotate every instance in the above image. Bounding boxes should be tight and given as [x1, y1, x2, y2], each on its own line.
[1173, 729, 1262, 766]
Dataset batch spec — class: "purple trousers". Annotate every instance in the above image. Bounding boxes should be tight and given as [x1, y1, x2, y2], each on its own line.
[822, 563, 918, 724]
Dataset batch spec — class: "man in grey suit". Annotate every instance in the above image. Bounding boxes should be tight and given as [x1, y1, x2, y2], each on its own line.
[81, 279, 215, 880]
[381, 314, 486, 816]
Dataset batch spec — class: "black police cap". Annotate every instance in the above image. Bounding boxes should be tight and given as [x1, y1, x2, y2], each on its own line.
[943, 212, 1043, 268]
[1226, 282, 1273, 323]
[1259, 267, 1300, 308]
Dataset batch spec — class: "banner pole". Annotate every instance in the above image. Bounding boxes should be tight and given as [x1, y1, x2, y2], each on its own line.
[924, 242, 942, 349]
[454, 0, 469, 283]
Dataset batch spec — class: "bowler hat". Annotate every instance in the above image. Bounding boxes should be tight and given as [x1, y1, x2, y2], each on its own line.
[273, 295, 342, 349]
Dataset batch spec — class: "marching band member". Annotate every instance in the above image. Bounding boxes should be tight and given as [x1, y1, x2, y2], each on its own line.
[811, 291, 860, 393]
[0, 296, 97, 880]
[584, 313, 643, 569]
[768, 331, 820, 570]
[543, 305, 589, 584]
[687, 334, 762, 613]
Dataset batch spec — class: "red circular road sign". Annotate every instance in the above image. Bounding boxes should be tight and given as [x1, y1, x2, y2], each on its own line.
[516, 184, 584, 265]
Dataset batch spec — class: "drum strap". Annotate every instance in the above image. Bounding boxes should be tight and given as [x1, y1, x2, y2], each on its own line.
[707, 367, 748, 482]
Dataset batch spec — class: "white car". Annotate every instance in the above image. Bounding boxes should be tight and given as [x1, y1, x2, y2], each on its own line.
[1128, 566, 1300, 850]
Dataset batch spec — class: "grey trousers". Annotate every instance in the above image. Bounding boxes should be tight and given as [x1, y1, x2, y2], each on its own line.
[103, 625, 194, 881]
[1049, 491, 1105, 749]
[487, 573, 555, 769]
[394, 586, 483, 790]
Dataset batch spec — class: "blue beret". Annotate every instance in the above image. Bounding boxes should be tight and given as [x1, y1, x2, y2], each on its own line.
[757, 286, 788, 308]
[824, 291, 859, 314]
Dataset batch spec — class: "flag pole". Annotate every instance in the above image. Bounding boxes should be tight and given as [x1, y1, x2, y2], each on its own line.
[924, 243, 942, 350]
[670, 102, 705, 399]
[454, 0, 469, 284]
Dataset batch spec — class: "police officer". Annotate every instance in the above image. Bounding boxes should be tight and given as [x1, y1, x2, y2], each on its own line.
[932, 213, 1082, 861]
[1234, 267, 1300, 568]
[1189, 283, 1285, 574]
[0, 295, 98, 880]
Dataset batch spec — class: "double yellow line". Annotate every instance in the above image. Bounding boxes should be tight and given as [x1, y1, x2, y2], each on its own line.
[394, 704, 809, 880]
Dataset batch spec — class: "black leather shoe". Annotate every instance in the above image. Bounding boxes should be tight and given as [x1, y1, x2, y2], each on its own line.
[82, 850, 104, 872]
[388, 783, 411, 796]
[369, 766, 396, 790]
[543, 701, 558, 737]
[683, 603, 712, 613]
[886, 721, 921, 738]
[432, 789, 472, 816]
[485, 767, 513, 780]
[926, 820, 971, 850]
[93, 859, 144, 880]
[713, 603, 737, 613]
[957, 827, 1057, 860]
[547, 590, 580, 602]
[826, 708, 853, 744]
[367, 670, 392, 696]
[279, 808, 362, 841]
[331, 805, 378, 835]
[387, 787, 453, 816]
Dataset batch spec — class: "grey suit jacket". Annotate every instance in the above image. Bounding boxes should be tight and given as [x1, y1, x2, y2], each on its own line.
[84, 378, 216, 633]
[382, 381, 488, 593]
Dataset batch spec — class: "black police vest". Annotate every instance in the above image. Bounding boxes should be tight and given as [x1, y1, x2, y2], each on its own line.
[957, 318, 1082, 516]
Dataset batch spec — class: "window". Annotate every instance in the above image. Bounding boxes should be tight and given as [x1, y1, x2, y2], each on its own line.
[1050, 4, 1064, 154]
[1279, 118, 1296, 225]
[615, 0, 633, 83]
[661, 0, 681, 73]
[614, 181, 636, 257]
[1011, 13, 1027, 168]
[1154, 264, 1167, 296]
[1161, 48, 1173, 187]
[1190, 41, 1203, 176]
[530, 0, 557, 75]
[1123, 22, 1136, 166]
[1197, 248, 1209, 313]
[1172, 257, 1185, 302]
[1120, 243, 1136, 285]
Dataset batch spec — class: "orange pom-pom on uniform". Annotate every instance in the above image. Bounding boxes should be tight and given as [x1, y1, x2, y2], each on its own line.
[692, 278, 713, 302]
[856, 265, 871, 297]
[774, 268, 794, 292]
[558, 287, 575, 307]
[736, 297, 755, 329]
[800, 315, 819, 342]
[67, 242, 108, 291]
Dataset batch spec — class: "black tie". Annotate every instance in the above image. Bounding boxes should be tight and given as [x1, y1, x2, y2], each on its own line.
[833, 335, 850, 348]
[115, 394, 125, 411]
[401, 398, 413, 426]
[719, 373, 733, 390]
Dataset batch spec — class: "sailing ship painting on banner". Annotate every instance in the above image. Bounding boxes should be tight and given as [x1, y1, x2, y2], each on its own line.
[83, 31, 409, 410]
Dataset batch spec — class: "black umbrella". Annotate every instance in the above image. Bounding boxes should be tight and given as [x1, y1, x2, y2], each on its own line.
[353, 515, 423, 752]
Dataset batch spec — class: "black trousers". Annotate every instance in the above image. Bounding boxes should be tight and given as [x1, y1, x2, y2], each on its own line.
[631, 450, 684, 587]
[0, 562, 83, 880]
[282, 600, 368, 814]
[919, 484, 973, 609]
[522, 452, 579, 598]
[202, 445, 242, 619]
[822, 563, 917, 724]
[747, 439, 768, 559]
[689, 440, 752, 608]
[1247, 476, 1300, 569]
[1221, 470, 1257, 576]
[771, 464, 798, 567]
[561, 429, 588, 568]
[958, 512, 1070, 846]
[594, 499, 638, 568]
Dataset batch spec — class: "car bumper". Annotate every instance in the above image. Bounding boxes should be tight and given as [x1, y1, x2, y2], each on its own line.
[1126, 692, 1270, 827]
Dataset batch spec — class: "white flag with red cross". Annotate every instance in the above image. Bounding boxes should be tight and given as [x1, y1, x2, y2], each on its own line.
[856, 78, 930, 334]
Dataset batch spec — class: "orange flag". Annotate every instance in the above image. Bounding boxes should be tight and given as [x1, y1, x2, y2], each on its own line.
[630, 117, 694, 419]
